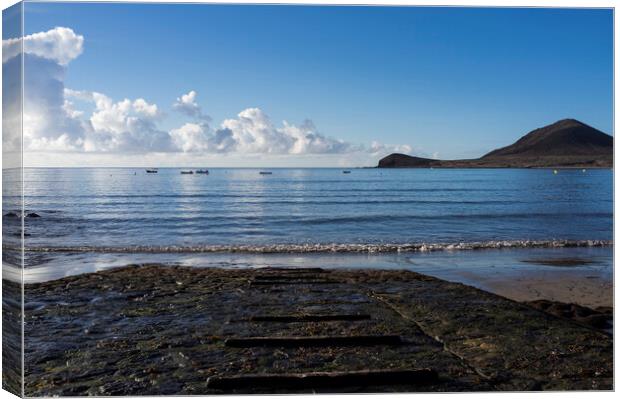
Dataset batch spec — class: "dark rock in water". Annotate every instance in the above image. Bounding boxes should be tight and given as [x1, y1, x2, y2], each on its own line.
[378, 118, 613, 168]
[4, 211, 42, 219]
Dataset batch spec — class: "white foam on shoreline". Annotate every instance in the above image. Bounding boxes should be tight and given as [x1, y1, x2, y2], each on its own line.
[2, 243, 612, 285]
[5, 239, 613, 254]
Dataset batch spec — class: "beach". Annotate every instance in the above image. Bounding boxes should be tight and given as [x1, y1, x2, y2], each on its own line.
[12, 263, 612, 395]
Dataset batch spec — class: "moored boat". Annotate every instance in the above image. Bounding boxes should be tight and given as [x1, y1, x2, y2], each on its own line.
[196, 169, 209, 174]
[180, 170, 194, 175]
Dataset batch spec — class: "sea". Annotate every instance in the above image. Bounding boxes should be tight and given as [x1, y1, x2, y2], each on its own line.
[2, 167, 613, 283]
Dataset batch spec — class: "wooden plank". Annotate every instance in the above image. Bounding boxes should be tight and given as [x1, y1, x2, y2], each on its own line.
[250, 280, 339, 286]
[254, 275, 327, 280]
[224, 335, 403, 348]
[206, 368, 438, 390]
[259, 267, 328, 273]
[246, 314, 371, 323]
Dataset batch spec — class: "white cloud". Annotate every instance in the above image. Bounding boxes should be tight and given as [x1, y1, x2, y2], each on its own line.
[62, 90, 170, 153]
[368, 141, 413, 156]
[170, 123, 210, 152]
[282, 120, 356, 154]
[218, 108, 356, 155]
[63, 99, 84, 119]
[90, 95, 132, 134]
[173, 90, 209, 121]
[221, 108, 291, 154]
[81, 92, 173, 152]
[21, 54, 87, 152]
[3, 27, 83, 65]
[64, 88, 93, 101]
[133, 98, 159, 118]
[27, 134, 84, 152]
[165, 107, 410, 158]
[4, 27, 415, 164]
[168, 122, 237, 154]
[2, 55, 22, 154]
[3, 28, 86, 153]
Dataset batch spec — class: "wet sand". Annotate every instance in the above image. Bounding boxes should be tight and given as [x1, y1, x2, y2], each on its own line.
[482, 270, 613, 308]
[11, 264, 613, 395]
[385, 248, 613, 309]
[415, 258, 613, 309]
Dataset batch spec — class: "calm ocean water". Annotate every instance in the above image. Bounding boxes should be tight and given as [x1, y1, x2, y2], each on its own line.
[2, 167, 613, 281]
[4, 167, 614, 248]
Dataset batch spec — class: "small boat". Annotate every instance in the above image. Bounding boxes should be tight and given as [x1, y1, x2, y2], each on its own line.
[180, 170, 194, 175]
[259, 171, 272, 175]
[146, 169, 158, 174]
[342, 170, 351, 174]
[196, 169, 209, 175]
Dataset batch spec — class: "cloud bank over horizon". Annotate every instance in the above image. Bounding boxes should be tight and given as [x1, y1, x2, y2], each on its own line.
[3, 27, 416, 165]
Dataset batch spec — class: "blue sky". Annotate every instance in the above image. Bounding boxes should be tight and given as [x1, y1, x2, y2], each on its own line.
[11, 3, 614, 166]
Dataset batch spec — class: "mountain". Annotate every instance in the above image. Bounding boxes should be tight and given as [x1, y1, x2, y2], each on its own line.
[482, 119, 612, 158]
[377, 119, 613, 168]
[378, 154, 437, 168]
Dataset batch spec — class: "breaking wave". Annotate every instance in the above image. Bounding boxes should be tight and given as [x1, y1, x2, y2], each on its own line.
[8, 239, 613, 254]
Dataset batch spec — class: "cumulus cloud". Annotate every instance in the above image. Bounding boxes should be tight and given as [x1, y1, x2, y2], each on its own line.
[4, 26, 415, 162]
[167, 107, 363, 155]
[170, 123, 210, 153]
[133, 98, 159, 118]
[22, 53, 87, 151]
[173, 90, 209, 121]
[167, 109, 354, 155]
[2, 54, 22, 153]
[368, 141, 413, 156]
[68, 91, 173, 152]
[3, 28, 86, 152]
[3, 27, 83, 65]
[217, 108, 356, 155]
[26, 134, 84, 152]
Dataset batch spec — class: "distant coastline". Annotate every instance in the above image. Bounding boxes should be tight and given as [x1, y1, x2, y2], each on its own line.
[378, 119, 613, 169]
